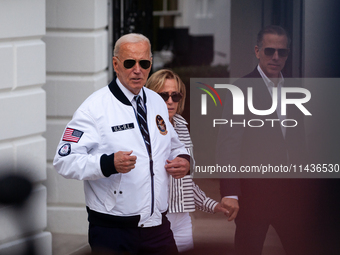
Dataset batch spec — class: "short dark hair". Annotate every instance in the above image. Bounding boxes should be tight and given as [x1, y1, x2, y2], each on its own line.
[256, 25, 291, 49]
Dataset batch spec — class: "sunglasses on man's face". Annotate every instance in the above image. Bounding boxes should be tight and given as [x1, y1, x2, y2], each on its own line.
[117, 57, 151, 69]
[158, 92, 183, 102]
[264, 48, 290, 58]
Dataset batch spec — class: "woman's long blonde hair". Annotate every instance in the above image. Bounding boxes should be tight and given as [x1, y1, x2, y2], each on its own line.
[146, 69, 186, 115]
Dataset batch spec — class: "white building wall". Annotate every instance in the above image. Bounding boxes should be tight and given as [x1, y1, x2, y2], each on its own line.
[0, 0, 52, 254]
[43, 0, 109, 235]
[176, 0, 231, 65]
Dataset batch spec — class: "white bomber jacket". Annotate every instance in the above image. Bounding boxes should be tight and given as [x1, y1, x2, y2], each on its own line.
[53, 79, 189, 227]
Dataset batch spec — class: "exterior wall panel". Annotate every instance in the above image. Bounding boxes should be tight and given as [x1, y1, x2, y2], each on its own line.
[44, 0, 109, 235]
[0, 0, 50, 254]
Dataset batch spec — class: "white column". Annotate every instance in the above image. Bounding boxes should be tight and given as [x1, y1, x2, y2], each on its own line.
[0, 0, 52, 254]
[43, 0, 109, 234]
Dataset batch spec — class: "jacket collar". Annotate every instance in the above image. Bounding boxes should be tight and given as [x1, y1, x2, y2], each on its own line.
[108, 78, 147, 106]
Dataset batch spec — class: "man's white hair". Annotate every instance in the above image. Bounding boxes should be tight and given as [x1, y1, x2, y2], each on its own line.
[113, 33, 152, 58]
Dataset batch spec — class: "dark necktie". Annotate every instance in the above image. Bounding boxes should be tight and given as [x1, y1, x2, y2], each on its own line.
[135, 95, 151, 154]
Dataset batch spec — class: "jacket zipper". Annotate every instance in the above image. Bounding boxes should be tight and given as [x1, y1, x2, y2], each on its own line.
[149, 154, 154, 216]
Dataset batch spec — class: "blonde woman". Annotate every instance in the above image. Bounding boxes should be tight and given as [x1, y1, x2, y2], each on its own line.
[146, 69, 228, 253]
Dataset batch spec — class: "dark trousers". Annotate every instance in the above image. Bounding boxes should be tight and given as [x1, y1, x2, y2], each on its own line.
[88, 216, 178, 255]
[234, 204, 311, 255]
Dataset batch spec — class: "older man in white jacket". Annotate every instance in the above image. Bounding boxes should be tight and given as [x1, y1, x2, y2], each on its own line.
[53, 33, 190, 255]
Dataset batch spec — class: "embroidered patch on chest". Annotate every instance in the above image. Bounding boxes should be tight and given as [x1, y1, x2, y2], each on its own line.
[156, 115, 168, 135]
[112, 123, 135, 132]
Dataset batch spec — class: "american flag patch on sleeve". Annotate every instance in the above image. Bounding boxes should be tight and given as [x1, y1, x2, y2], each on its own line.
[62, 128, 84, 143]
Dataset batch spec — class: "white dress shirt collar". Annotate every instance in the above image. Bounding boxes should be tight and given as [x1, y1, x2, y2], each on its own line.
[116, 78, 144, 106]
[257, 65, 284, 96]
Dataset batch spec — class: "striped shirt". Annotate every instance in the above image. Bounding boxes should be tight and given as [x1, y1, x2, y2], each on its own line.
[168, 114, 218, 213]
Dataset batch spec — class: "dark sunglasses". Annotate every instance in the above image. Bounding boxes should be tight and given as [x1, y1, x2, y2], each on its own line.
[264, 48, 290, 57]
[158, 92, 183, 102]
[117, 57, 151, 69]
